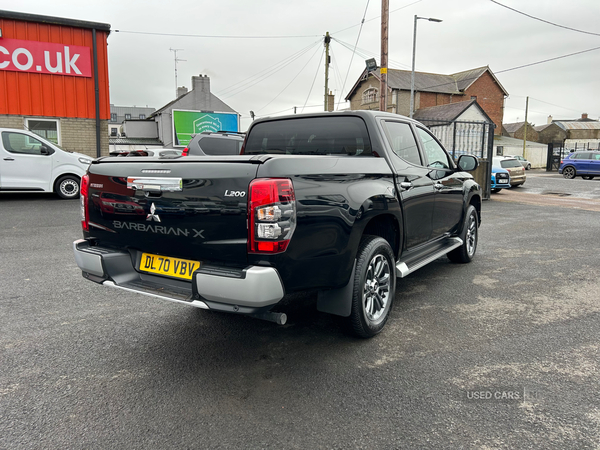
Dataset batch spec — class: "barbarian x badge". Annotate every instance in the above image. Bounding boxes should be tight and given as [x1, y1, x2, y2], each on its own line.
[146, 203, 161, 222]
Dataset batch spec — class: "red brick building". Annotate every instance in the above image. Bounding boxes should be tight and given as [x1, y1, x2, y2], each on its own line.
[345, 66, 508, 135]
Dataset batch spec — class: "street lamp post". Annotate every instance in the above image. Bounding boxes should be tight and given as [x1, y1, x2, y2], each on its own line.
[410, 15, 442, 118]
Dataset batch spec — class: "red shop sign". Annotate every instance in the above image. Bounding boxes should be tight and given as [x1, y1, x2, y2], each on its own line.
[0, 38, 92, 78]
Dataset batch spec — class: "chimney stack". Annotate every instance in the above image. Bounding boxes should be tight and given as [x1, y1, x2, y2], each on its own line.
[581, 113, 588, 120]
[177, 86, 188, 98]
[547, 115, 553, 124]
[192, 74, 211, 107]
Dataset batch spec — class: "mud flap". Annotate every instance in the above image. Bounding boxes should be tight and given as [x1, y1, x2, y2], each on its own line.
[316, 261, 356, 317]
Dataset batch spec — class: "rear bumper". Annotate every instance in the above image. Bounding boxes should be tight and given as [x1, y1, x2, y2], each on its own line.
[73, 239, 285, 313]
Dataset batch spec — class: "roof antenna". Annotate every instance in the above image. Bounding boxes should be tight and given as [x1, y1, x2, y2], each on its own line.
[169, 48, 186, 99]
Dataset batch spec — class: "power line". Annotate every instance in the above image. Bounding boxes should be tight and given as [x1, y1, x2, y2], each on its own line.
[329, 46, 346, 96]
[302, 47, 326, 113]
[333, 37, 411, 70]
[218, 40, 322, 100]
[332, 0, 423, 35]
[496, 46, 600, 74]
[218, 40, 320, 96]
[256, 44, 324, 113]
[380, 45, 600, 96]
[529, 98, 585, 114]
[338, 0, 371, 110]
[258, 103, 323, 119]
[489, 0, 600, 37]
[114, 30, 321, 39]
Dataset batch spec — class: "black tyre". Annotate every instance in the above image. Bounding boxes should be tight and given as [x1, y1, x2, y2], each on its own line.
[349, 236, 396, 338]
[448, 205, 478, 264]
[491, 188, 501, 193]
[55, 175, 81, 199]
[562, 166, 576, 179]
[526, 164, 531, 170]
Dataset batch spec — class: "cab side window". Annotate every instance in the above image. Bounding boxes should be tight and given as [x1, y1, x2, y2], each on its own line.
[415, 127, 453, 169]
[1, 132, 45, 155]
[383, 121, 422, 166]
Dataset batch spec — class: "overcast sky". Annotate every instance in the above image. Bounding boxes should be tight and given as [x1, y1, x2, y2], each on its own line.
[4, 0, 600, 131]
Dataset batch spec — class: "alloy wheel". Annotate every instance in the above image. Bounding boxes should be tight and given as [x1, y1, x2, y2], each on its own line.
[363, 254, 391, 322]
[466, 213, 477, 257]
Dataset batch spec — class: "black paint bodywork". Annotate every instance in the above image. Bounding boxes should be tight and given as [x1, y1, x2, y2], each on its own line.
[83, 111, 481, 295]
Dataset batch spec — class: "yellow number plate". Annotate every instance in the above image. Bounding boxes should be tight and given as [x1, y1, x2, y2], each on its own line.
[139, 253, 201, 280]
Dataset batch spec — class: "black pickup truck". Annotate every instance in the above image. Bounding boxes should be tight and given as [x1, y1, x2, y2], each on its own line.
[73, 111, 481, 337]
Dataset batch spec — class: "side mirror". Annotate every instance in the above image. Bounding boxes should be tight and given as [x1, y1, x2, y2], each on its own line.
[457, 155, 478, 171]
[40, 145, 55, 156]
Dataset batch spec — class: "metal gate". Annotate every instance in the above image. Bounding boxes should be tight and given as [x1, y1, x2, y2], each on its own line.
[419, 119, 495, 199]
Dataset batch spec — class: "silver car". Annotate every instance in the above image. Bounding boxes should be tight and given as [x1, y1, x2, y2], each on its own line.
[507, 155, 531, 170]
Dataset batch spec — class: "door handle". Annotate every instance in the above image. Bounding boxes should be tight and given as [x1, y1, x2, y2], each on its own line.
[3, 157, 15, 161]
[400, 182, 412, 190]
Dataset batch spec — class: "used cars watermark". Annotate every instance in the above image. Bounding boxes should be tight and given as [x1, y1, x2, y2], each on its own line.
[464, 387, 542, 403]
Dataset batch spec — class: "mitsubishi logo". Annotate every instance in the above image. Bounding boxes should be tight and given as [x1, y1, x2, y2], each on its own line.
[146, 203, 161, 222]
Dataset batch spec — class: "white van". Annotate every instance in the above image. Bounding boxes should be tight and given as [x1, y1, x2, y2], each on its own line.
[0, 128, 92, 199]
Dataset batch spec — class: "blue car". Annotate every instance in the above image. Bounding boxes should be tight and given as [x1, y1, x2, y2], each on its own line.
[559, 151, 600, 179]
[491, 166, 510, 193]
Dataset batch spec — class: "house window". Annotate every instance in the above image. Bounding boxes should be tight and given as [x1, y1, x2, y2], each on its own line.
[110, 128, 118, 137]
[125, 114, 131, 120]
[25, 118, 60, 145]
[362, 87, 378, 104]
[110, 113, 118, 122]
[139, 114, 146, 119]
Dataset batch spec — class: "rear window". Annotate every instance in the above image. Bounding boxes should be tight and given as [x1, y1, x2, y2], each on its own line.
[197, 137, 242, 155]
[243, 116, 372, 156]
[500, 159, 522, 168]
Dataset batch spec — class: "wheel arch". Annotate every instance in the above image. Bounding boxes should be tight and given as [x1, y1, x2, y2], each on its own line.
[53, 172, 82, 193]
[361, 213, 402, 259]
[469, 193, 481, 226]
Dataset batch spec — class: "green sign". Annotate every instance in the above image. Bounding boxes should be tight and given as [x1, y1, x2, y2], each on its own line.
[172, 110, 239, 147]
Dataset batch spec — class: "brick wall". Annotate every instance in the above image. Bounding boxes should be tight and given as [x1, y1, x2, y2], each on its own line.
[537, 125, 567, 144]
[0, 115, 109, 157]
[461, 72, 505, 135]
[61, 118, 109, 157]
[567, 128, 600, 140]
[348, 70, 506, 131]
[513, 124, 539, 142]
[0, 115, 25, 129]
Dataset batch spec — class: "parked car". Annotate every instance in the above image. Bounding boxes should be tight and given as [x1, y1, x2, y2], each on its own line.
[74, 110, 482, 338]
[507, 155, 531, 170]
[492, 156, 526, 187]
[559, 151, 600, 179]
[0, 128, 92, 199]
[183, 131, 244, 156]
[491, 167, 511, 193]
[121, 149, 182, 158]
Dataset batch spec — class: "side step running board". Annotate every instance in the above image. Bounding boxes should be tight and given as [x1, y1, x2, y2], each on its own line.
[396, 237, 463, 278]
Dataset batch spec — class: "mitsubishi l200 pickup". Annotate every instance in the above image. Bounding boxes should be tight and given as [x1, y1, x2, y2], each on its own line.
[73, 111, 481, 337]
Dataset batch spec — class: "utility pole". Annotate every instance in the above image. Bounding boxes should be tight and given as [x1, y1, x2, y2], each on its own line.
[169, 48, 186, 99]
[324, 32, 331, 111]
[522, 96, 529, 159]
[379, 0, 389, 112]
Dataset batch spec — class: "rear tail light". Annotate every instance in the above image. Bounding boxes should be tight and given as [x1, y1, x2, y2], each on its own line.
[80, 174, 90, 232]
[248, 178, 296, 254]
[182, 147, 189, 156]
